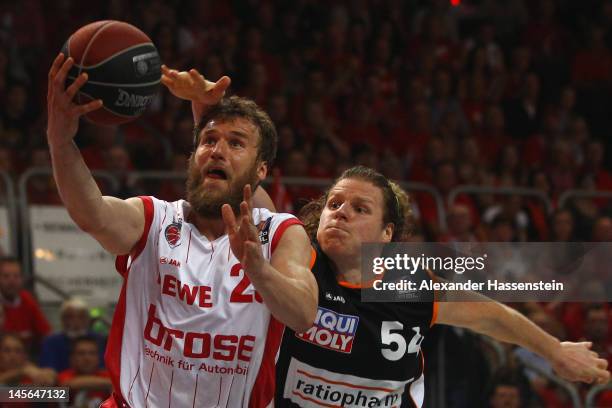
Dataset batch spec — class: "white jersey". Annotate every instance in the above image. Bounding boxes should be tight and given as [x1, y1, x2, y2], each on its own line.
[103, 196, 302, 408]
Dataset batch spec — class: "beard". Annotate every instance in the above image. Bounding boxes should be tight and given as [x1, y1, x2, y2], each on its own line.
[186, 158, 260, 218]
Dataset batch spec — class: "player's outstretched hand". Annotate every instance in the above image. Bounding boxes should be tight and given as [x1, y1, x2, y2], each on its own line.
[222, 185, 264, 276]
[47, 53, 103, 149]
[551, 341, 610, 384]
[161, 65, 231, 126]
[161, 65, 230, 105]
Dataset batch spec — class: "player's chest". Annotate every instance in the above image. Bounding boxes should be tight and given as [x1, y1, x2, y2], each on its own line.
[153, 239, 265, 311]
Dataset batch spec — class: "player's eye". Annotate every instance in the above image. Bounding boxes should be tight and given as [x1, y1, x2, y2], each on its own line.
[329, 201, 341, 209]
[230, 139, 244, 148]
[203, 137, 216, 146]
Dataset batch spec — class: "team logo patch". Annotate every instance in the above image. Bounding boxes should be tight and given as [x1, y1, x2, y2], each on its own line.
[164, 222, 182, 248]
[296, 307, 359, 353]
[257, 217, 272, 245]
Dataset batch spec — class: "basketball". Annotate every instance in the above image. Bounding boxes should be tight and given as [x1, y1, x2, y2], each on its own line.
[62, 20, 161, 126]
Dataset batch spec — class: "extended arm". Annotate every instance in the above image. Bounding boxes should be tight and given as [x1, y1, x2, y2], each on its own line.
[436, 299, 610, 384]
[221, 186, 317, 332]
[47, 54, 144, 255]
[259, 225, 318, 332]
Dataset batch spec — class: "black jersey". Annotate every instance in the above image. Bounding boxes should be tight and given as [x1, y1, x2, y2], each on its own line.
[276, 245, 435, 408]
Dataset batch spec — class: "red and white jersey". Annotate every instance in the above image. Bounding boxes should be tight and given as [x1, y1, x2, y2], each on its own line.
[104, 196, 302, 408]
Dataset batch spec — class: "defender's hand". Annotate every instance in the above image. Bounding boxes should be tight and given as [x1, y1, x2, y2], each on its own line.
[46, 53, 103, 149]
[161, 65, 230, 105]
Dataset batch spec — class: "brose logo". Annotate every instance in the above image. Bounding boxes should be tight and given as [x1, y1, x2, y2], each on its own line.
[284, 358, 409, 408]
[296, 307, 358, 353]
[115, 89, 155, 108]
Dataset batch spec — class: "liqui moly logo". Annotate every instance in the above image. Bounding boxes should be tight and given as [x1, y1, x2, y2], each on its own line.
[296, 307, 359, 353]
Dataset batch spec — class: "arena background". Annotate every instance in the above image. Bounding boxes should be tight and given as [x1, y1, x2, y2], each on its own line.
[0, 0, 611, 406]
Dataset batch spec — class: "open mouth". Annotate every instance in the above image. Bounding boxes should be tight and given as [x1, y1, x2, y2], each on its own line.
[205, 168, 228, 180]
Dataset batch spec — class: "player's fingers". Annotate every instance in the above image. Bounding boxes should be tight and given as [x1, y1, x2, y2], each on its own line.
[161, 65, 179, 78]
[596, 358, 609, 370]
[65, 72, 88, 100]
[222, 204, 238, 234]
[238, 202, 256, 242]
[48, 53, 65, 81]
[243, 184, 253, 211]
[160, 75, 177, 90]
[596, 369, 611, 384]
[189, 70, 210, 93]
[189, 68, 205, 82]
[212, 76, 231, 98]
[240, 211, 259, 242]
[240, 200, 252, 223]
[54, 57, 74, 89]
[70, 99, 103, 117]
[160, 74, 173, 84]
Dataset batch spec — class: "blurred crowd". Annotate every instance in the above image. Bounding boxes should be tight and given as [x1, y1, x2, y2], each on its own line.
[0, 0, 611, 407]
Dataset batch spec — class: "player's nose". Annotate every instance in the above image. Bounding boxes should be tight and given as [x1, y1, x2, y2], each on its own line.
[211, 139, 229, 160]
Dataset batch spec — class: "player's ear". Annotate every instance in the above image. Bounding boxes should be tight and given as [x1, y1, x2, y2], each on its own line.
[256, 161, 267, 182]
[382, 223, 394, 243]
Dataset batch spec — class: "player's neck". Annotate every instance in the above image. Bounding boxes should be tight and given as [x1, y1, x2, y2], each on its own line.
[333, 256, 362, 285]
[190, 213, 226, 241]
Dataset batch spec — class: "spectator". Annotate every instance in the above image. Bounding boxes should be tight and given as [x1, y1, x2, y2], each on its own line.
[0, 147, 13, 176]
[592, 216, 612, 242]
[0, 257, 50, 352]
[477, 105, 512, 168]
[0, 82, 31, 152]
[57, 336, 112, 407]
[488, 214, 517, 243]
[417, 160, 478, 239]
[439, 203, 479, 243]
[504, 72, 542, 140]
[582, 140, 612, 195]
[572, 24, 612, 89]
[550, 209, 575, 242]
[39, 298, 106, 373]
[484, 366, 540, 408]
[0, 333, 55, 386]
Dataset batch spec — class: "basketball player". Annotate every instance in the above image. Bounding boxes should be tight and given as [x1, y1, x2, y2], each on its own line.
[159, 68, 610, 406]
[274, 166, 609, 407]
[46, 53, 317, 407]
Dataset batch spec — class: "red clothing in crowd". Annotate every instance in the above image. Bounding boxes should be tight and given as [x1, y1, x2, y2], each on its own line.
[2, 290, 51, 349]
[58, 369, 112, 406]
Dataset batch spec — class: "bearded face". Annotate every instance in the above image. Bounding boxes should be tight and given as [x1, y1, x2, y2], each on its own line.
[186, 155, 260, 218]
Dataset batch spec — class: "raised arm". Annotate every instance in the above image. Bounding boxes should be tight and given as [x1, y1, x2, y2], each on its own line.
[47, 53, 144, 255]
[436, 299, 610, 384]
[222, 186, 317, 332]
